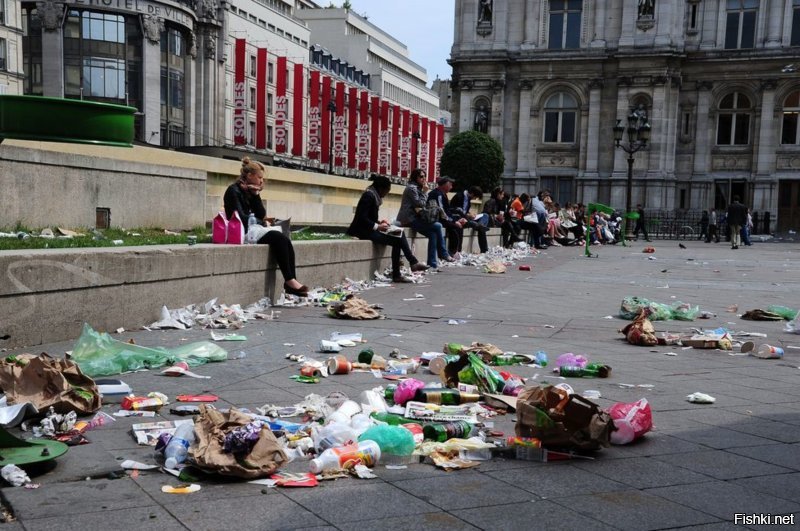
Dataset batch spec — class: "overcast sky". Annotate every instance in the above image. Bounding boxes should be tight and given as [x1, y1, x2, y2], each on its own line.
[345, 0, 456, 85]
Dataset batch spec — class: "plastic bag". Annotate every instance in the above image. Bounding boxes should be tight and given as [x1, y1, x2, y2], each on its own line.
[766, 305, 799, 321]
[620, 297, 651, 320]
[71, 324, 228, 377]
[648, 302, 673, 321]
[670, 301, 700, 321]
[358, 425, 415, 456]
[786, 314, 800, 335]
[607, 398, 653, 445]
[555, 353, 588, 369]
[393, 378, 426, 406]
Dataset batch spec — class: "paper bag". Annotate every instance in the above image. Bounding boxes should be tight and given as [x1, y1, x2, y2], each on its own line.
[192, 405, 288, 478]
[0, 353, 101, 415]
[212, 211, 228, 244]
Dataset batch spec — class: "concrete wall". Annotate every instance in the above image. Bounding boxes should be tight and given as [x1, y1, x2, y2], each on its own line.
[0, 229, 502, 349]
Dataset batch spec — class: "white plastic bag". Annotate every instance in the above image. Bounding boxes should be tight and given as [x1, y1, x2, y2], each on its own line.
[785, 314, 800, 335]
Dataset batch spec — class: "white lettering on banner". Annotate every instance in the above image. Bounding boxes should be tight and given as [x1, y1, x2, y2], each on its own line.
[378, 130, 390, 170]
[419, 143, 429, 171]
[333, 116, 346, 159]
[274, 96, 287, 147]
[233, 81, 247, 140]
[435, 146, 443, 179]
[399, 136, 410, 172]
[64, 0, 193, 26]
[357, 124, 369, 164]
[307, 106, 321, 153]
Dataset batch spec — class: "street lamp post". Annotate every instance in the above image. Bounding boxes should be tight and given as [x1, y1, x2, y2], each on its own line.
[327, 100, 337, 174]
[613, 109, 651, 241]
[411, 130, 421, 170]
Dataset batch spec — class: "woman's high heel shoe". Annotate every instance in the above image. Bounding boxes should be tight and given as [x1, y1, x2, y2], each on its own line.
[284, 283, 309, 297]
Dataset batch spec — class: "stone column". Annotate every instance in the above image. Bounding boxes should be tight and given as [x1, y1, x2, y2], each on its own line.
[522, 0, 537, 48]
[39, 1, 65, 97]
[692, 81, 714, 177]
[490, 79, 505, 140]
[590, 0, 606, 48]
[765, 0, 783, 48]
[618, 1, 637, 47]
[584, 79, 603, 175]
[756, 80, 778, 176]
[515, 79, 533, 177]
[654, 1, 672, 47]
[457, 80, 473, 133]
[700, 1, 719, 50]
[141, 15, 164, 146]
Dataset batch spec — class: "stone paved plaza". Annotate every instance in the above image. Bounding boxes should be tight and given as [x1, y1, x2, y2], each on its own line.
[2, 240, 799, 531]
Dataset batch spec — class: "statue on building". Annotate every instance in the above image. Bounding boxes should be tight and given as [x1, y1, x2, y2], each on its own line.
[141, 14, 165, 45]
[478, 0, 493, 23]
[35, 1, 64, 32]
[474, 106, 489, 133]
[638, 0, 655, 18]
[205, 34, 217, 60]
[202, 0, 218, 21]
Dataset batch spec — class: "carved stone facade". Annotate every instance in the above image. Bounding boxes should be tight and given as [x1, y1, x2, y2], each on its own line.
[450, 0, 800, 232]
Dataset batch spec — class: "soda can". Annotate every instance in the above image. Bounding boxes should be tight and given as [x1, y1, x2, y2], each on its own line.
[326, 355, 352, 375]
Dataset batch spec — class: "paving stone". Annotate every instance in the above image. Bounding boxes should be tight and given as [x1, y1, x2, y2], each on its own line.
[454, 499, 616, 531]
[656, 449, 792, 480]
[20, 506, 184, 531]
[338, 511, 480, 531]
[573, 456, 712, 488]
[731, 472, 800, 504]
[391, 472, 533, 510]
[649, 480, 800, 520]
[669, 425, 782, 449]
[484, 463, 629, 499]
[551, 489, 720, 530]
[726, 443, 800, 471]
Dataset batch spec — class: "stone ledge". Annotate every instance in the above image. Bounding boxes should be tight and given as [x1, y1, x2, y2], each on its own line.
[0, 228, 502, 348]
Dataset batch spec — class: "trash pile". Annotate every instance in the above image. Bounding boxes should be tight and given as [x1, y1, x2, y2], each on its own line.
[619, 296, 701, 321]
[147, 297, 275, 330]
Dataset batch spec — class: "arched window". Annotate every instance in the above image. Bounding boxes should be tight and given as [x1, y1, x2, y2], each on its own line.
[543, 92, 577, 143]
[716, 92, 751, 145]
[781, 91, 800, 145]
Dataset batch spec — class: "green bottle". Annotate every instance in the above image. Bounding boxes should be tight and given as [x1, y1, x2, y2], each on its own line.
[384, 384, 397, 403]
[414, 388, 481, 405]
[422, 421, 473, 442]
[358, 348, 375, 364]
[492, 354, 517, 366]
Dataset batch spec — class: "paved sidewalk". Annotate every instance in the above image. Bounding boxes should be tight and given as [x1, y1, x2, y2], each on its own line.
[2, 241, 799, 531]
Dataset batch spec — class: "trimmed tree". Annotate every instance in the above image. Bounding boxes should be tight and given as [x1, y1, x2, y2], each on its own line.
[440, 130, 505, 192]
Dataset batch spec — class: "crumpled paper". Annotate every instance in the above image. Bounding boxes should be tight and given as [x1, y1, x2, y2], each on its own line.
[686, 392, 716, 404]
[147, 298, 274, 330]
[1, 464, 31, 487]
[327, 296, 383, 320]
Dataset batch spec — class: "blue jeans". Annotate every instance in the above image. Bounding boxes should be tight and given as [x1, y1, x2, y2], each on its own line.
[411, 219, 448, 267]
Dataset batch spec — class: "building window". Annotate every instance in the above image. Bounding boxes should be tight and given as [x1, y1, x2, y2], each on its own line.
[249, 55, 256, 76]
[0, 0, 7, 25]
[267, 93, 273, 113]
[22, 6, 43, 95]
[682, 112, 691, 136]
[781, 91, 800, 144]
[249, 121, 256, 145]
[724, 0, 757, 49]
[160, 26, 186, 147]
[792, 0, 800, 46]
[539, 176, 574, 204]
[0, 38, 6, 71]
[249, 86, 256, 109]
[267, 125, 273, 149]
[688, 1, 700, 31]
[268, 62, 274, 83]
[548, 0, 582, 50]
[716, 91, 751, 145]
[543, 92, 577, 143]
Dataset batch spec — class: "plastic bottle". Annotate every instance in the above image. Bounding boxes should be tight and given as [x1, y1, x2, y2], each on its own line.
[326, 400, 361, 425]
[309, 440, 381, 473]
[422, 421, 474, 442]
[164, 422, 195, 469]
[246, 213, 258, 244]
[313, 422, 357, 451]
[535, 351, 548, 367]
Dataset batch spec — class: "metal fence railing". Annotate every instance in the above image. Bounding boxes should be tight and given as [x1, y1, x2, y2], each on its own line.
[637, 210, 769, 241]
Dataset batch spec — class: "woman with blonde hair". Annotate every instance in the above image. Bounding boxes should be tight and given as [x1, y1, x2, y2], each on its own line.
[223, 157, 308, 296]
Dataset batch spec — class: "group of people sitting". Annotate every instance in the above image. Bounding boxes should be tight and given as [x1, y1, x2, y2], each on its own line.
[224, 158, 585, 291]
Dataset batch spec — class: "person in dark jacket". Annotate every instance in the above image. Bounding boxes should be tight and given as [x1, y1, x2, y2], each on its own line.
[449, 185, 489, 254]
[347, 175, 429, 282]
[698, 210, 709, 241]
[224, 157, 308, 296]
[726, 196, 748, 250]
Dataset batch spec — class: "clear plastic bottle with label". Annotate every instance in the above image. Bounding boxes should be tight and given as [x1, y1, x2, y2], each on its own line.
[309, 440, 381, 473]
[163, 422, 195, 469]
[246, 213, 258, 244]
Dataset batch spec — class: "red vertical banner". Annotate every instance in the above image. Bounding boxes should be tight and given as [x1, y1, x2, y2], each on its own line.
[428, 119, 437, 182]
[321, 75, 332, 166]
[358, 90, 370, 172]
[348, 86, 358, 170]
[419, 117, 429, 177]
[292, 63, 304, 156]
[391, 105, 401, 177]
[400, 109, 411, 178]
[308, 70, 321, 160]
[435, 123, 445, 180]
[411, 113, 420, 172]
[334, 81, 346, 170]
[379, 101, 390, 174]
[255, 48, 267, 149]
[233, 38, 247, 145]
[370, 96, 380, 173]
[274, 56, 288, 154]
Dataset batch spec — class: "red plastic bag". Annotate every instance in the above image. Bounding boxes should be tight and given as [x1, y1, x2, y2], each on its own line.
[607, 398, 652, 444]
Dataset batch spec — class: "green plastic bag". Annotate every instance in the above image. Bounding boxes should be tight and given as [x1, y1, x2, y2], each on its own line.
[670, 302, 700, 321]
[359, 425, 416, 456]
[620, 296, 651, 320]
[647, 302, 673, 321]
[71, 323, 228, 377]
[766, 305, 799, 321]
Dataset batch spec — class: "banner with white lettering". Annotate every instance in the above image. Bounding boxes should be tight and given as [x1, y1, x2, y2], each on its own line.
[233, 38, 246, 146]
[391, 104, 400, 177]
[348, 86, 358, 170]
[292, 63, 304, 156]
[275, 56, 288, 154]
[399, 108, 410, 178]
[379, 101, 390, 175]
[435, 123, 445, 180]
[307, 70, 321, 160]
[411, 113, 420, 172]
[321, 75, 332, 166]
[358, 90, 370, 172]
[255, 47, 267, 150]
[370, 95, 380, 173]
[333, 81, 345, 170]
[419, 117, 429, 176]
[428, 119, 437, 182]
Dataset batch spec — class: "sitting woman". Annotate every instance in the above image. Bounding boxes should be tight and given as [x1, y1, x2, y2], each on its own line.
[347, 175, 429, 283]
[397, 168, 453, 268]
[483, 188, 521, 248]
[224, 157, 308, 297]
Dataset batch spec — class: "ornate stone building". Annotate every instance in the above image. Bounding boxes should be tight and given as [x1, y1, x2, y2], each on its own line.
[450, 0, 800, 232]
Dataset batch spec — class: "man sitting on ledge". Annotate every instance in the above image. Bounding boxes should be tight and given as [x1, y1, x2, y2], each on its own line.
[347, 175, 429, 283]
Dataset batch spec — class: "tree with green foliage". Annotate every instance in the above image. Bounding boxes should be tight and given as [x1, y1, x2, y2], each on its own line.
[439, 130, 505, 192]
